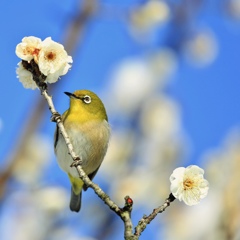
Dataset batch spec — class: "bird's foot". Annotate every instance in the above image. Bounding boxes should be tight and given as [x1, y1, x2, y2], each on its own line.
[70, 157, 83, 167]
[51, 112, 61, 122]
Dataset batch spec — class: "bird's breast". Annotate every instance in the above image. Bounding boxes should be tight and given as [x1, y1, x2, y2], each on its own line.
[55, 120, 110, 178]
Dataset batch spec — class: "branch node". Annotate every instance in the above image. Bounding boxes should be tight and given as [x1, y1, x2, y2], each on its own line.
[121, 195, 133, 214]
[168, 193, 176, 203]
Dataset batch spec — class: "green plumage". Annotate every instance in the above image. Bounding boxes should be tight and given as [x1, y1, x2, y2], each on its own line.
[54, 90, 110, 213]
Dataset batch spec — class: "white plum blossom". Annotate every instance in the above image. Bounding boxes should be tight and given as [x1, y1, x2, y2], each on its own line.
[131, 0, 170, 30]
[170, 165, 209, 206]
[15, 36, 72, 89]
[15, 36, 41, 63]
[38, 37, 73, 79]
[16, 61, 38, 90]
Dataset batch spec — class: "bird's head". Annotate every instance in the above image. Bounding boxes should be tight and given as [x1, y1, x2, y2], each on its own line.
[64, 90, 108, 122]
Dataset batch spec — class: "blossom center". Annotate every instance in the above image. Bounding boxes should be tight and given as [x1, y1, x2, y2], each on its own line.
[183, 178, 194, 190]
[32, 48, 40, 56]
[45, 51, 56, 61]
[25, 47, 40, 56]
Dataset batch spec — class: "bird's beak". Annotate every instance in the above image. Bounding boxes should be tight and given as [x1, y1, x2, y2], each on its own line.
[64, 92, 77, 99]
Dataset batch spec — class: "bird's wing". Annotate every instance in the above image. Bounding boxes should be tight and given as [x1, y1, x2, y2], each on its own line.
[83, 165, 101, 191]
[54, 110, 68, 149]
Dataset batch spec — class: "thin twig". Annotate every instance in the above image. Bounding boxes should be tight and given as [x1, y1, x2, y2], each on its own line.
[0, 0, 97, 199]
[43, 87, 135, 238]
[134, 193, 176, 237]
[121, 196, 134, 239]
[22, 60, 174, 240]
[30, 63, 134, 238]
[38, 74, 175, 239]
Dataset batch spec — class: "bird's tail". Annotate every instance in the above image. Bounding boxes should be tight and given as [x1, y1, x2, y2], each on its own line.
[68, 173, 84, 212]
[70, 187, 82, 212]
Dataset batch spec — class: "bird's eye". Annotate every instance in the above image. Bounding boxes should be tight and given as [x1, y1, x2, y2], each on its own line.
[83, 95, 91, 104]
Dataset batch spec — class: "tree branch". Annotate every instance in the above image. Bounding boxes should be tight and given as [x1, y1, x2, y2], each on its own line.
[134, 193, 175, 237]
[25, 61, 135, 238]
[0, 0, 97, 199]
[23, 60, 174, 240]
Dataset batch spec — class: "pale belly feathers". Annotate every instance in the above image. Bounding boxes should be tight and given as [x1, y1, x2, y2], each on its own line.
[55, 120, 110, 178]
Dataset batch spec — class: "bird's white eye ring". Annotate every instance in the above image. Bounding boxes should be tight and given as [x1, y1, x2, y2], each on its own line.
[83, 95, 91, 104]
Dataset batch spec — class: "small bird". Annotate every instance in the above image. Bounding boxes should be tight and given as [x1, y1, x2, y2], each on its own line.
[54, 90, 110, 212]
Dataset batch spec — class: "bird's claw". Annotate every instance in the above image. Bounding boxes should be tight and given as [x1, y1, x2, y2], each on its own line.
[70, 157, 82, 167]
[51, 112, 61, 122]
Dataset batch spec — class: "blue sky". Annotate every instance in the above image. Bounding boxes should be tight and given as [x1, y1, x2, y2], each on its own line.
[0, 0, 240, 239]
[1, 0, 240, 164]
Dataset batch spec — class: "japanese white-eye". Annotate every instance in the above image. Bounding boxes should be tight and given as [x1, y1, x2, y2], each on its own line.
[54, 90, 110, 212]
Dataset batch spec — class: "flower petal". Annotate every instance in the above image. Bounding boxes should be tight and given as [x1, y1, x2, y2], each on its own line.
[15, 36, 42, 62]
[169, 165, 209, 206]
[16, 62, 38, 90]
[38, 37, 72, 77]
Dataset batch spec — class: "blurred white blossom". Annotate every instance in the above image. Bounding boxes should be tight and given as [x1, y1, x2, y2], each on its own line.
[16, 36, 72, 89]
[112, 167, 152, 206]
[104, 50, 183, 209]
[140, 94, 181, 138]
[183, 29, 218, 66]
[108, 51, 176, 114]
[0, 190, 47, 240]
[162, 193, 223, 240]
[130, 0, 170, 31]
[170, 165, 209, 206]
[101, 129, 135, 179]
[0, 187, 68, 240]
[50, 228, 98, 240]
[34, 187, 68, 213]
[12, 134, 52, 185]
[108, 59, 154, 114]
[164, 129, 240, 239]
[138, 93, 187, 176]
[148, 49, 177, 82]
